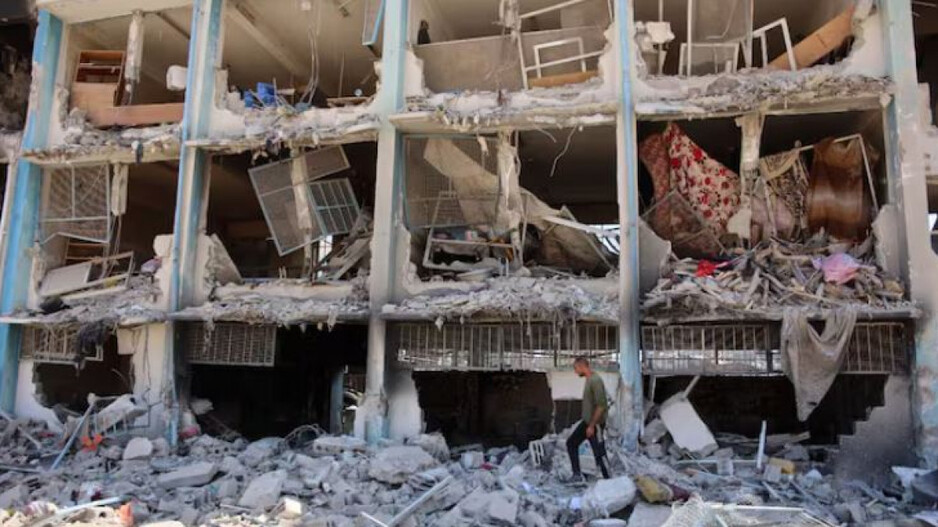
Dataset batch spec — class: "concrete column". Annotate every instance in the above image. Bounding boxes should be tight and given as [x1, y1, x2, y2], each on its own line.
[0, 11, 63, 411]
[161, 0, 225, 442]
[878, 0, 938, 466]
[330, 367, 345, 434]
[362, 0, 408, 443]
[613, 0, 643, 447]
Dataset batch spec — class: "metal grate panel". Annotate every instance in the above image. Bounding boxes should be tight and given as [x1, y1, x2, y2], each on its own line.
[396, 322, 618, 371]
[309, 178, 360, 236]
[20, 325, 103, 364]
[641, 322, 910, 376]
[185, 323, 277, 367]
[842, 322, 909, 374]
[42, 165, 111, 243]
[249, 147, 354, 256]
[304, 146, 350, 181]
[404, 137, 501, 229]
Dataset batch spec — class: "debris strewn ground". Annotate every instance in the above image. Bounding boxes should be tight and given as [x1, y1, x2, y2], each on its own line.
[0, 407, 931, 527]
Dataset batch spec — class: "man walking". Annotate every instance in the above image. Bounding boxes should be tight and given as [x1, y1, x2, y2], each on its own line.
[566, 356, 610, 480]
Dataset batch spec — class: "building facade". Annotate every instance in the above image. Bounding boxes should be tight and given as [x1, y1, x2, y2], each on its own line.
[0, 0, 935, 474]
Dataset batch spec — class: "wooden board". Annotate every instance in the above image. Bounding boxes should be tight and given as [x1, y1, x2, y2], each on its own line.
[528, 70, 598, 88]
[769, 6, 855, 71]
[71, 82, 119, 112]
[85, 103, 185, 128]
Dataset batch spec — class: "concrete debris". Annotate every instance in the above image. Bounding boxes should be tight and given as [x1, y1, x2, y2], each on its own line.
[122, 437, 154, 460]
[15, 276, 165, 326]
[0, 415, 929, 527]
[368, 446, 437, 484]
[643, 233, 913, 320]
[386, 276, 619, 323]
[238, 469, 287, 510]
[659, 394, 718, 457]
[157, 461, 219, 489]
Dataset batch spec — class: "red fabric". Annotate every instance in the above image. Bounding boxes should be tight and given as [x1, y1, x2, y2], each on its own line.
[663, 123, 741, 232]
[695, 260, 719, 277]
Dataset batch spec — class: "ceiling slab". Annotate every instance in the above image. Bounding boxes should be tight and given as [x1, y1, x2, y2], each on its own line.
[38, 0, 193, 24]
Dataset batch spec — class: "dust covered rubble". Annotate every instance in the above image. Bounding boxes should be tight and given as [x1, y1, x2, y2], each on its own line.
[178, 278, 370, 327]
[635, 66, 891, 116]
[216, 105, 381, 150]
[11, 276, 165, 326]
[24, 110, 180, 163]
[383, 276, 620, 323]
[0, 419, 929, 527]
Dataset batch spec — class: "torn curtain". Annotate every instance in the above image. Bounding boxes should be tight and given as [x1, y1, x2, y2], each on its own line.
[781, 309, 858, 421]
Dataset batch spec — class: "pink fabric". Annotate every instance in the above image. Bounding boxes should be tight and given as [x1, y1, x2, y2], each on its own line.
[812, 253, 861, 285]
[663, 123, 741, 233]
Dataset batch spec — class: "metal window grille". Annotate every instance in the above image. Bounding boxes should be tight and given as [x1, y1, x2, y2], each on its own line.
[20, 325, 103, 364]
[185, 323, 277, 367]
[309, 178, 359, 235]
[249, 147, 356, 256]
[42, 165, 111, 244]
[396, 322, 618, 371]
[842, 322, 909, 374]
[404, 137, 501, 229]
[641, 322, 910, 376]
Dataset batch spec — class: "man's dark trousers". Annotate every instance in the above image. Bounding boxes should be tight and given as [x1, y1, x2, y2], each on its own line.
[566, 420, 610, 478]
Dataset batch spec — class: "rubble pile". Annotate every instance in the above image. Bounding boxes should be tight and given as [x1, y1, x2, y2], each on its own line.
[182, 279, 370, 327]
[13, 276, 166, 326]
[24, 114, 180, 163]
[0, 411, 931, 527]
[634, 66, 891, 116]
[385, 277, 619, 323]
[643, 234, 913, 319]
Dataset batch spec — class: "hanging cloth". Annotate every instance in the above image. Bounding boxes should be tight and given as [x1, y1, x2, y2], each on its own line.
[781, 309, 858, 421]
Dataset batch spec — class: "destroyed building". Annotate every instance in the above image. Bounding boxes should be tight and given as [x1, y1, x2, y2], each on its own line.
[0, 0, 937, 518]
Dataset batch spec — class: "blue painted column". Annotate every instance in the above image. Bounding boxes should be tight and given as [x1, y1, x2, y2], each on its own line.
[172, 0, 223, 310]
[160, 0, 224, 442]
[878, 0, 938, 466]
[363, 0, 408, 442]
[0, 11, 63, 411]
[614, 0, 643, 447]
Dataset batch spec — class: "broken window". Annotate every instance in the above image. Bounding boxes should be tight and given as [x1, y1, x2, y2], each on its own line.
[37, 161, 178, 300]
[410, 0, 611, 92]
[20, 325, 100, 364]
[209, 143, 376, 280]
[66, 6, 191, 129]
[633, 0, 858, 77]
[403, 126, 618, 281]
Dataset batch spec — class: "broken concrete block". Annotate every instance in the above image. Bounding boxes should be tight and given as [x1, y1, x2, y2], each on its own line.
[220, 455, 246, 476]
[641, 419, 668, 445]
[179, 506, 199, 526]
[406, 433, 450, 461]
[762, 463, 783, 484]
[276, 496, 305, 519]
[240, 437, 281, 467]
[0, 484, 29, 508]
[487, 489, 520, 524]
[460, 451, 484, 470]
[658, 395, 718, 456]
[368, 446, 437, 484]
[213, 478, 240, 499]
[239, 470, 287, 510]
[768, 457, 796, 475]
[157, 461, 218, 489]
[582, 476, 636, 516]
[518, 510, 549, 527]
[313, 435, 367, 454]
[123, 437, 154, 460]
[151, 437, 170, 457]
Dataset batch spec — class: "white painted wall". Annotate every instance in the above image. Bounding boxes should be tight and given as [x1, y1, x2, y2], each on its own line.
[14, 359, 63, 432]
